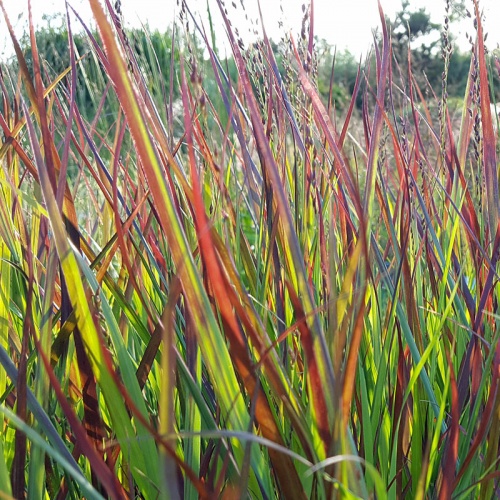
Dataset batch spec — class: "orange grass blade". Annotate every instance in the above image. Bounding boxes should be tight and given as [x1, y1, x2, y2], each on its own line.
[180, 60, 306, 498]
[215, 0, 336, 456]
[86, 0, 272, 491]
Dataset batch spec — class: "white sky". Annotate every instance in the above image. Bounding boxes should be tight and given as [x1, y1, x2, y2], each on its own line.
[0, 0, 499, 59]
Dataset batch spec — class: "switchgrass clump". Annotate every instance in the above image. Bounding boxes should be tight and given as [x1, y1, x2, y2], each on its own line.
[0, 0, 499, 498]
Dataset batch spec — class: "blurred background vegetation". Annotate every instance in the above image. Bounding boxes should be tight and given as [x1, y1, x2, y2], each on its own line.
[10, 0, 499, 123]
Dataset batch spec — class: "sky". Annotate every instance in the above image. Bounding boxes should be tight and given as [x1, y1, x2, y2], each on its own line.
[0, 0, 499, 59]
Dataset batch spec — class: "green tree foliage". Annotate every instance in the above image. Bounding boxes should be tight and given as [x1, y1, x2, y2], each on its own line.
[9, 3, 478, 123]
[391, 0, 441, 68]
[314, 39, 360, 109]
[17, 15, 97, 113]
[15, 16, 197, 123]
[389, 0, 470, 96]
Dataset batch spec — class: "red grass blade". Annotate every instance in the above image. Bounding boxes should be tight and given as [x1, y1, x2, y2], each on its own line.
[180, 58, 307, 498]
[214, 0, 337, 455]
[473, 0, 499, 240]
[438, 351, 459, 499]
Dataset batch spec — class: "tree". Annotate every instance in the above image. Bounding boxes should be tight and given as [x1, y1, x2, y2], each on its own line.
[390, 1, 443, 88]
[389, 0, 470, 96]
[15, 15, 101, 116]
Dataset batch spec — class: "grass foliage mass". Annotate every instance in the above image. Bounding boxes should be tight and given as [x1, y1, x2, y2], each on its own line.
[0, 0, 500, 498]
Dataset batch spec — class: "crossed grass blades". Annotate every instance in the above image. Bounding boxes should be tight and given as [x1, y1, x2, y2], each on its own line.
[0, 0, 499, 497]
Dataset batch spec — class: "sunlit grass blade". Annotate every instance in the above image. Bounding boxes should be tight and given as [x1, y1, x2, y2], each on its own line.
[181, 57, 307, 496]
[216, 0, 337, 459]
[0, 405, 106, 500]
[86, 0, 273, 493]
[23, 96, 160, 496]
